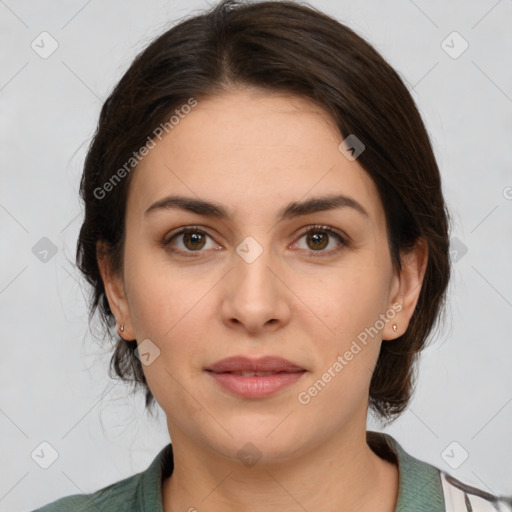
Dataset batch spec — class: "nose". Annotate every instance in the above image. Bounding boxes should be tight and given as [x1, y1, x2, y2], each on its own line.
[219, 237, 292, 335]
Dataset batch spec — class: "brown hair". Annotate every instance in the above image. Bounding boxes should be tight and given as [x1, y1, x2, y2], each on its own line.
[76, 0, 451, 423]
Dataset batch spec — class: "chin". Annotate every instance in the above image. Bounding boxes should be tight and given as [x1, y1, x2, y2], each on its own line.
[212, 415, 311, 462]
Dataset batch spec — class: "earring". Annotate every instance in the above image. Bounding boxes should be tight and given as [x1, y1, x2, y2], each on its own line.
[392, 324, 397, 332]
[120, 324, 125, 333]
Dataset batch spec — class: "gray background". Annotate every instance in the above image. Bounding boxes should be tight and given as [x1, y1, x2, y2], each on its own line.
[1, 0, 511, 510]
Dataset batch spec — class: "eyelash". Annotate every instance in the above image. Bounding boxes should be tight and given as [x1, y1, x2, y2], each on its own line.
[161, 224, 349, 259]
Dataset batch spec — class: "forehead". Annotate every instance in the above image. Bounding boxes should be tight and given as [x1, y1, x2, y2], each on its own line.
[128, 89, 384, 225]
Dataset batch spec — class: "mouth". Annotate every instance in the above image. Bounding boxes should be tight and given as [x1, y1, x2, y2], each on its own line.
[205, 355, 306, 374]
[217, 370, 301, 377]
[205, 356, 306, 398]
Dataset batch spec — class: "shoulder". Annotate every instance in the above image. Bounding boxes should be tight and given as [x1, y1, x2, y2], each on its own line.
[31, 469, 144, 511]
[368, 431, 512, 511]
[31, 443, 173, 512]
[440, 471, 512, 511]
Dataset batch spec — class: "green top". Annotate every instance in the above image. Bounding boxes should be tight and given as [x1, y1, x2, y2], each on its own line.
[30, 431, 475, 511]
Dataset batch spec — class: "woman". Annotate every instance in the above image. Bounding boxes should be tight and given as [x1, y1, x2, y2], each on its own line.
[33, 0, 511, 510]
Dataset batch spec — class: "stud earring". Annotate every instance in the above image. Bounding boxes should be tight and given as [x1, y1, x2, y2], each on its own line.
[392, 324, 397, 332]
[120, 324, 125, 333]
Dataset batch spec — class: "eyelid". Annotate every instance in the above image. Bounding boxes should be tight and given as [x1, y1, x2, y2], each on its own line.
[292, 224, 349, 256]
[162, 225, 216, 245]
[161, 224, 349, 257]
[161, 225, 221, 256]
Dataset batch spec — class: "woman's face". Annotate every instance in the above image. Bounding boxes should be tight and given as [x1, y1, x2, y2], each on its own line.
[99, 88, 426, 462]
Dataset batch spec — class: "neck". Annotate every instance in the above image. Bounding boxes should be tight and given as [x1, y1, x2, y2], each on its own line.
[162, 426, 399, 512]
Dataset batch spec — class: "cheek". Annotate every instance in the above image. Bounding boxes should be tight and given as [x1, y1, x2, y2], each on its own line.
[309, 260, 390, 337]
[123, 247, 216, 367]
[123, 244, 190, 336]
[297, 275, 386, 414]
[300, 258, 391, 397]
[122, 253, 213, 414]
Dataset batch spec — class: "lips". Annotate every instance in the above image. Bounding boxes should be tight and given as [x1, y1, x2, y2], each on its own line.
[205, 355, 305, 374]
[205, 356, 306, 398]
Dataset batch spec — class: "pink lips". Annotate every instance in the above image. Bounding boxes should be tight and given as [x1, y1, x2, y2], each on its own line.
[205, 356, 306, 399]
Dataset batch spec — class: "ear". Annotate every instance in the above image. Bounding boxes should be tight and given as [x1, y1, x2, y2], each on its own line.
[383, 238, 428, 340]
[96, 240, 136, 340]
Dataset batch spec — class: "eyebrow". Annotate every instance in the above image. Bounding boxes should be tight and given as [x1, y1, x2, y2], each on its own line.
[144, 193, 369, 221]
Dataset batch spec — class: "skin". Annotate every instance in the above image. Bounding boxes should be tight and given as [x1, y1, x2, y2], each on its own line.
[98, 87, 428, 512]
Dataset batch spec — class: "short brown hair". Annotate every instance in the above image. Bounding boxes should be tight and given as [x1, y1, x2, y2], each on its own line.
[77, 0, 452, 423]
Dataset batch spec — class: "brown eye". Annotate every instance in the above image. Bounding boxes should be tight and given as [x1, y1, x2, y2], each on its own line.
[182, 231, 207, 250]
[163, 227, 219, 257]
[306, 231, 329, 251]
[295, 225, 348, 257]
